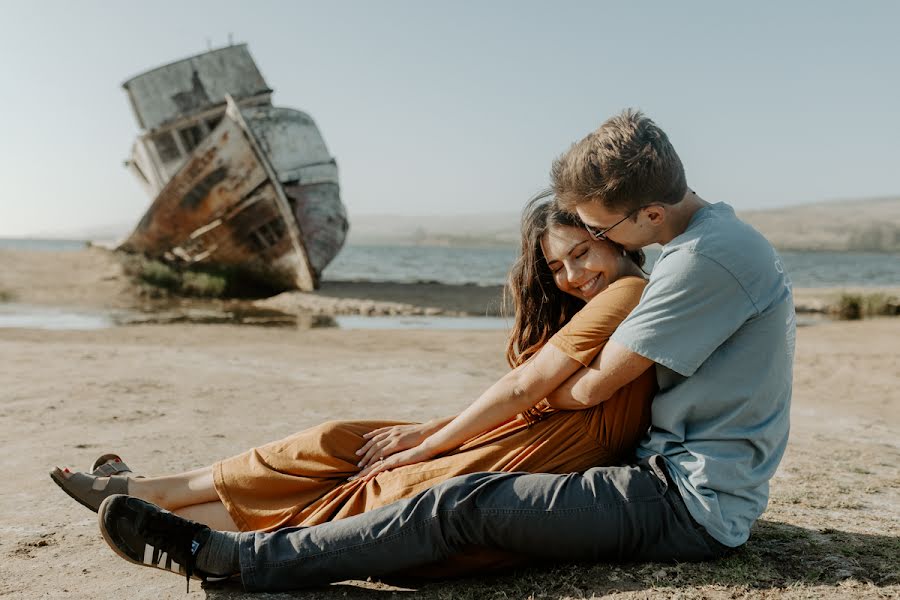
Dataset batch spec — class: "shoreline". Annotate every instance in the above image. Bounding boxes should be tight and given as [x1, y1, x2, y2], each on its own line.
[1, 247, 898, 319]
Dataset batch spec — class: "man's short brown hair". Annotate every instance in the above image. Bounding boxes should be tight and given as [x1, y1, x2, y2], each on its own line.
[552, 109, 687, 214]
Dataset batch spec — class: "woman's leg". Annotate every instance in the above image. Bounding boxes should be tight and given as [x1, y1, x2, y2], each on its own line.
[126, 466, 220, 510]
[174, 500, 240, 531]
[56, 465, 220, 512]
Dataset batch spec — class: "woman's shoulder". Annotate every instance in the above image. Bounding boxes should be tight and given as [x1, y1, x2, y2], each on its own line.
[596, 275, 648, 300]
[607, 275, 648, 291]
[581, 275, 647, 312]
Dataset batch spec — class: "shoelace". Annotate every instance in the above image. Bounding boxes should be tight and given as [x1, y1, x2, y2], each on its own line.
[135, 508, 207, 592]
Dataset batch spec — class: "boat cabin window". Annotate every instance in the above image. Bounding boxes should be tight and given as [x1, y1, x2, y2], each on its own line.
[250, 218, 287, 251]
[179, 124, 206, 153]
[153, 132, 181, 163]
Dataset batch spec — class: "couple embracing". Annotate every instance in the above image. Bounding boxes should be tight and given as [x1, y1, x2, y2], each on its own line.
[52, 109, 795, 592]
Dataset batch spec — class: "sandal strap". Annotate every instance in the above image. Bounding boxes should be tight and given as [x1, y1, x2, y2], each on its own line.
[93, 461, 133, 477]
[51, 470, 130, 513]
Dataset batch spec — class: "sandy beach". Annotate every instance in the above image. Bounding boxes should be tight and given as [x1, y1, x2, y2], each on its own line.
[1, 248, 898, 599]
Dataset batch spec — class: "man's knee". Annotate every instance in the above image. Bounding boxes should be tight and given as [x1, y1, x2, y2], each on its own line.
[426, 471, 509, 507]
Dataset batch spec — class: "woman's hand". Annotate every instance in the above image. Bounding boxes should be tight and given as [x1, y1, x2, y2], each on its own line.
[353, 443, 438, 482]
[356, 423, 438, 470]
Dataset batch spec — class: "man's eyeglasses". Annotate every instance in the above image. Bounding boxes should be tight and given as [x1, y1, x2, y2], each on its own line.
[584, 207, 642, 241]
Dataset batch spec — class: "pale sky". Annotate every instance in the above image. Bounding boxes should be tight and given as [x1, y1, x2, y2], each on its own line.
[1, 1, 897, 237]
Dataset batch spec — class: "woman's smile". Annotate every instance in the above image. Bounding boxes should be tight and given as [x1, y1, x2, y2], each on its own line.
[540, 224, 631, 303]
[578, 273, 604, 299]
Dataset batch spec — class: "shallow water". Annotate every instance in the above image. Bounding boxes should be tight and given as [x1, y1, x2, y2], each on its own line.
[0, 302, 828, 332]
[0, 304, 116, 331]
[334, 315, 510, 330]
[0, 303, 511, 331]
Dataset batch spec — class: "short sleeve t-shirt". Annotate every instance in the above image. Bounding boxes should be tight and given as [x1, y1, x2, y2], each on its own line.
[612, 202, 795, 547]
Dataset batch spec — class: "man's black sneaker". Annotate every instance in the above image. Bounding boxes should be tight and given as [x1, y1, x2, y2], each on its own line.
[98, 494, 231, 592]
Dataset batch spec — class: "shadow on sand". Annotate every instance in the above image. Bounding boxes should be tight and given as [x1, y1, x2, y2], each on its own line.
[204, 519, 899, 598]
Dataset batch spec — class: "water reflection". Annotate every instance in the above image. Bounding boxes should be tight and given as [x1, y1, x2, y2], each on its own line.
[0, 303, 825, 332]
[334, 315, 509, 330]
[0, 304, 512, 331]
[0, 304, 116, 331]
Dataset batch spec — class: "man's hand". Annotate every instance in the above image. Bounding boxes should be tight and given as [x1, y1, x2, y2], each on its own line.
[356, 422, 440, 470]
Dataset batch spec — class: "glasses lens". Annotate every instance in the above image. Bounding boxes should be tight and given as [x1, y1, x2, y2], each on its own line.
[586, 224, 604, 240]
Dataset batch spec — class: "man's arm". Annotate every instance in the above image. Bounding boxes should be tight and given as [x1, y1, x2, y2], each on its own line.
[546, 340, 653, 409]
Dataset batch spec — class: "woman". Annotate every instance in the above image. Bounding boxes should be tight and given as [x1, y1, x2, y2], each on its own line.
[52, 194, 655, 535]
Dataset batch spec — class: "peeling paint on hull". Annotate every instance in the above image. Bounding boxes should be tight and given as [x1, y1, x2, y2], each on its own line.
[119, 46, 348, 291]
[122, 99, 323, 291]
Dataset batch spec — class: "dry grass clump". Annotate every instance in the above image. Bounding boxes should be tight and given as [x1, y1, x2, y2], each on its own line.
[833, 292, 899, 320]
[180, 271, 227, 297]
[120, 254, 228, 298]
[0, 288, 14, 302]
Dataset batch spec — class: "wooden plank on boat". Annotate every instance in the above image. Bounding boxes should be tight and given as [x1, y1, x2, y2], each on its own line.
[120, 96, 316, 291]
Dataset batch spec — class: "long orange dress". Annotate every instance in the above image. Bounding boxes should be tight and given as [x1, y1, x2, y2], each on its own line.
[213, 276, 654, 533]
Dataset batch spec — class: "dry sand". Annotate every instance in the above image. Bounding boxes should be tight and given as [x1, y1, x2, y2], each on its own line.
[0, 249, 898, 599]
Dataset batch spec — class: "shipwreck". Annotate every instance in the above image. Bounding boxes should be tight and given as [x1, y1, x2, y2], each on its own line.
[119, 44, 348, 291]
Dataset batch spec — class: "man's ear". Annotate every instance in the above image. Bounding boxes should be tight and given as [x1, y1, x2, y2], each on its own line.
[644, 205, 665, 225]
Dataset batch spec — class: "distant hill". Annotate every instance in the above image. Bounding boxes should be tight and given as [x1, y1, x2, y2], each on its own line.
[739, 196, 899, 252]
[349, 196, 900, 252]
[347, 212, 522, 247]
[37, 196, 900, 253]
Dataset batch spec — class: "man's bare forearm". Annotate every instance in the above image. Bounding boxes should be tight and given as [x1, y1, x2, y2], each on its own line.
[547, 340, 654, 409]
[545, 369, 595, 409]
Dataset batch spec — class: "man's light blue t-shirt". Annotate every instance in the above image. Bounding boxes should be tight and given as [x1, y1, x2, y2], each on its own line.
[612, 202, 795, 547]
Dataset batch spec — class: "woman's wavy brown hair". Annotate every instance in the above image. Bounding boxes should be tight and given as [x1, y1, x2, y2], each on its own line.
[504, 190, 644, 369]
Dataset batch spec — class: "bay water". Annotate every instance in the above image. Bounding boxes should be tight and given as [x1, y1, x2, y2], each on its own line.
[324, 245, 900, 288]
[2, 239, 898, 288]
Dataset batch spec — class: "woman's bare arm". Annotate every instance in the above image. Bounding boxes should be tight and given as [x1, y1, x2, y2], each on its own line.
[356, 343, 582, 480]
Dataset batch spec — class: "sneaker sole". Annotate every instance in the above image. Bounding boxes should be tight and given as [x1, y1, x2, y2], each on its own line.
[97, 496, 229, 584]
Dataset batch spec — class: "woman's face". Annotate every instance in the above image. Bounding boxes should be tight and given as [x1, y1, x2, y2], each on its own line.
[540, 224, 627, 302]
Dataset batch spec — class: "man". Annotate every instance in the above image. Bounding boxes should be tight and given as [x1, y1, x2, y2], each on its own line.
[98, 109, 795, 592]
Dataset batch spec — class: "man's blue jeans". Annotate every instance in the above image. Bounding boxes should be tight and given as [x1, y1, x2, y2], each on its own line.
[238, 456, 728, 591]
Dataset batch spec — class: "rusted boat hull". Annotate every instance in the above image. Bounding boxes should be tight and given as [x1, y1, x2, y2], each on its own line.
[120, 98, 329, 291]
[119, 45, 349, 292]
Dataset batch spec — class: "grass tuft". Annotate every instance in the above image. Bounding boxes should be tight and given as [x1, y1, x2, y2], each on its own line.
[120, 254, 231, 299]
[136, 259, 181, 290]
[180, 271, 227, 298]
[835, 294, 863, 320]
[833, 292, 899, 320]
[862, 292, 899, 316]
[0, 288, 14, 302]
